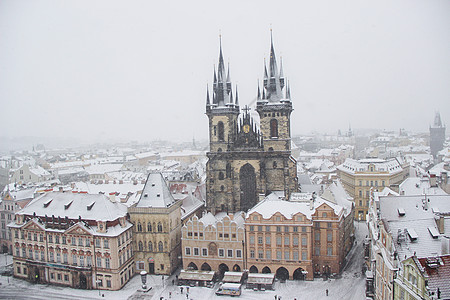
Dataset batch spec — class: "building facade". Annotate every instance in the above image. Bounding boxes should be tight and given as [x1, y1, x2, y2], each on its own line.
[8, 192, 134, 290]
[181, 212, 245, 275]
[205, 37, 298, 214]
[394, 255, 450, 300]
[1, 188, 35, 253]
[129, 173, 182, 276]
[245, 194, 347, 281]
[366, 193, 450, 300]
[337, 158, 409, 220]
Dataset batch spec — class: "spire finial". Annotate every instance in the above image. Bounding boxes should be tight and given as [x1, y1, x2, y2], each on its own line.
[235, 85, 239, 106]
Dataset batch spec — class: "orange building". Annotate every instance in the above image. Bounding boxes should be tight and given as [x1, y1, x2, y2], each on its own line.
[245, 193, 348, 280]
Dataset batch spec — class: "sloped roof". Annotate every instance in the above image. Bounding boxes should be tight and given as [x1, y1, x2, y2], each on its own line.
[137, 173, 176, 208]
[16, 191, 127, 221]
[417, 255, 450, 299]
[247, 194, 343, 220]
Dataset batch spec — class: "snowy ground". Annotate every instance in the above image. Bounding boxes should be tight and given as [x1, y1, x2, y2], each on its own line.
[0, 222, 367, 300]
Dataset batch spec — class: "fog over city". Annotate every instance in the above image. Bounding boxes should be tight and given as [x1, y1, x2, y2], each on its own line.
[1, 0, 449, 150]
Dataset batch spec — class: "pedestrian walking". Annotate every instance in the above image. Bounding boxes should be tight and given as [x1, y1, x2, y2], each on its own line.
[180, 286, 183, 294]
[186, 287, 190, 294]
[274, 295, 277, 300]
[169, 291, 172, 298]
[326, 289, 329, 296]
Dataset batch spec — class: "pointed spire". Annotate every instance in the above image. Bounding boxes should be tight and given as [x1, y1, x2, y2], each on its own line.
[226, 62, 231, 83]
[434, 111, 443, 127]
[257, 81, 261, 99]
[286, 81, 291, 99]
[206, 84, 210, 105]
[235, 86, 239, 106]
[279, 56, 284, 78]
[229, 88, 233, 104]
[264, 58, 268, 79]
[213, 67, 217, 83]
[218, 34, 226, 82]
[269, 30, 278, 78]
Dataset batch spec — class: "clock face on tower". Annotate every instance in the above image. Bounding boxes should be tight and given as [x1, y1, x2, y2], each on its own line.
[243, 124, 250, 133]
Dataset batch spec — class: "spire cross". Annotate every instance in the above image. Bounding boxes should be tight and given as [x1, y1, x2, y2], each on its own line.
[242, 105, 251, 115]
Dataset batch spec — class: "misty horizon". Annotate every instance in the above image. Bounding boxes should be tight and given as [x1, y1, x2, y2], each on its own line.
[1, 0, 449, 148]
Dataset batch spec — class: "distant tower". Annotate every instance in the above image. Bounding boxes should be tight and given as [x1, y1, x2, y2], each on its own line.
[430, 112, 445, 159]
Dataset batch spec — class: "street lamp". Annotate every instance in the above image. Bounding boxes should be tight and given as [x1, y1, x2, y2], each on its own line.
[140, 271, 148, 290]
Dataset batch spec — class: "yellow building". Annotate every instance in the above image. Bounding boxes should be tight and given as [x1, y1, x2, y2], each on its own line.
[337, 158, 409, 220]
[129, 173, 182, 276]
[8, 192, 134, 291]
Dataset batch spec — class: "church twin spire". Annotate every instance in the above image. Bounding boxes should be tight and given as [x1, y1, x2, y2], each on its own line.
[206, 32, 290, 111]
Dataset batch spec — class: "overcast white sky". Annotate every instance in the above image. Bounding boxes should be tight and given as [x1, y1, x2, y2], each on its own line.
[0, 0, 449, 145]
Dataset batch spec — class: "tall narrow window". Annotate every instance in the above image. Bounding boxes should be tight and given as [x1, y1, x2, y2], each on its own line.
[270, 119, 278, 138]
[226, 163, 232, 178]
[218, 122, 225, 141]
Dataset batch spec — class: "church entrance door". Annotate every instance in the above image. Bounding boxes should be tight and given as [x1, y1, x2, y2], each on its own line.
[240, 163, 257, 211]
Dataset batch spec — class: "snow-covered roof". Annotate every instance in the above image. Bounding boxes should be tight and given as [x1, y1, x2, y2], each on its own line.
[136, 173, 176, 208]
[247, 194, 343, 220]
[16, 191, 127, 221]
[84, 164, 123, 175]
[399, 177, 446, 196]
[321, 180, 353, 217]
[337, 157, 405, 175]
[379, 194, 450, 258]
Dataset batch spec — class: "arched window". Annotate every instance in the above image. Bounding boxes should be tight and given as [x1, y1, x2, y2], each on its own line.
[148, 242, 153, 252]
[270, 119, 278, 138]
[218, 122, 225, 141]
[137, 222, 142, 232]
[138, 241, 143, 251]
[147, 223, 152, 232]
[226, 163, 232, 178]
[219, 172, 224, 180]
[158, 241, 163, 252]
[157, 222, 163, 232]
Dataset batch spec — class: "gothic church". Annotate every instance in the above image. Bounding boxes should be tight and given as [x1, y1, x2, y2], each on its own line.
[206, 36, 298, 214]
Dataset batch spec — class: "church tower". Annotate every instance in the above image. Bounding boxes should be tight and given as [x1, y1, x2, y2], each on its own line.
[256, 33, 293, 152]
[205, 35, 298, 215]
[206, 38, 240, 153]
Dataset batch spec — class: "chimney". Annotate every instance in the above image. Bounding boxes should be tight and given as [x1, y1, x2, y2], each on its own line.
[109, 192, 116, 202]
[442, 171, 448, 185]
[429, 174, 437, 187]
[437, 215, 445, 234]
